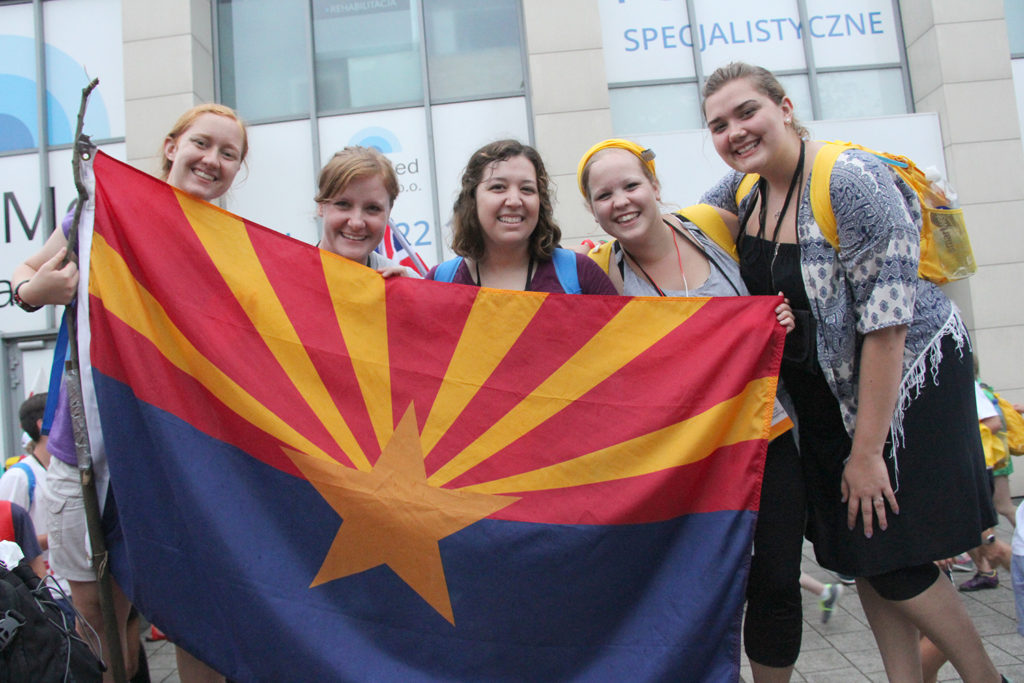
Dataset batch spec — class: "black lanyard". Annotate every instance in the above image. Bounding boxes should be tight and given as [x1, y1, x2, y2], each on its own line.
[740, 140, 805, 247]
[473, 256, 535, 291]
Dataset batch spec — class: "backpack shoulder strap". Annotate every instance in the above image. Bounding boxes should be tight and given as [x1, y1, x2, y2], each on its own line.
[587, 241, 616, 274]
[735, 174, 759, 206]
[810, 142, 853, 251]
[551, 248, 582, 294]
[433, 257, 464, 283]
[9, 463, 35, 509]
[676, 204, 738, 263]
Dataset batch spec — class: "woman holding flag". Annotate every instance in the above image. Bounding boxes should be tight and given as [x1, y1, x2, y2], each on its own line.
[314, 145, 418, 278]
[12, 103, 249, 683]
[577, 138, 803, 683]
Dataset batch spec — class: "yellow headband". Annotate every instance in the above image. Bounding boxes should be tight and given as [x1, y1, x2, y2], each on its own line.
[577, 139, 656, 197]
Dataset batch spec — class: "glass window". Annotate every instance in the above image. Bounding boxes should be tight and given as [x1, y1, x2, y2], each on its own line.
[1, 2, 39, 153]
[609, 83, 701, 135]
[817, 68, 907, 120]
[218, 0, 311, 120]
[776, 74, 813, 122]
[313, 0, 422, 113]
[1007, 0, 1024, 56]
[424, 0, 524, 101]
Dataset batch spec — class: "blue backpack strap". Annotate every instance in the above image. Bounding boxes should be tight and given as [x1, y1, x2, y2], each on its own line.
[433, 257, 463, 283]
[41, 315, 70, 435]
[9, 462, 35, 509]
[552, 248, 581, 294]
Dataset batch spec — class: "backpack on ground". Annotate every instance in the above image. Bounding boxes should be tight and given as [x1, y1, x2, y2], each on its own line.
[735, 141, 976, 284]
[0, 559, 103, 682]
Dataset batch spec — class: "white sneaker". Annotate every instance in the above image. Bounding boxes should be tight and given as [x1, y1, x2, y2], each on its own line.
[819, 583, 844, 624]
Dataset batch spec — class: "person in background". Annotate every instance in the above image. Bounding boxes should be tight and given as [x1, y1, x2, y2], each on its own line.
[0, 392, 71, 596]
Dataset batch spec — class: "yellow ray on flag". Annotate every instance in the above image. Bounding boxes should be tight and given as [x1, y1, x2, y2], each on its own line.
[462, 376, 777, 494]
[177, 193, 370, 471]
[321, 251, 393, 451]
[88, 232, 338, 466]
[420, 289, 546, 455]
[429, 297, 708, 486]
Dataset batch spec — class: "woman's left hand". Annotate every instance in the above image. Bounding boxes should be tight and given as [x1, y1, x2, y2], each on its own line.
[774, 294, 795, 334]
[840, 450, 899, 538]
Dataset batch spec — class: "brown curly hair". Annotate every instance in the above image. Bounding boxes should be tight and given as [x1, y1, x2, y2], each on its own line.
[450, 140, 560, 261]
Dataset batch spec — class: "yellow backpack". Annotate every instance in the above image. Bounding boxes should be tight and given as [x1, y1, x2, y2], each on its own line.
[995, 392, 1024, 456]
[735, 141, 976, 284]
[587, 203, 738, 274]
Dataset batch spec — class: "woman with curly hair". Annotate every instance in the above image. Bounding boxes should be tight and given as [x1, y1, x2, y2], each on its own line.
[427, 139, 614, 294]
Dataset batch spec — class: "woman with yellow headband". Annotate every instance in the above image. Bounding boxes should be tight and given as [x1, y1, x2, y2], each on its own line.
[578, 138, 806, 683]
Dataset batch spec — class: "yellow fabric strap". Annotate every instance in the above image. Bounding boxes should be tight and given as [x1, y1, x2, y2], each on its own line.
[587, 240, 616, 274]
[676, 204, 738, 263]
[809, 142, 847, 250]
[735, 174, 759, 206]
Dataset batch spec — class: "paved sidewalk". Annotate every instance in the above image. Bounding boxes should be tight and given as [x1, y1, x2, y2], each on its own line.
[142, 519, 1024, 683]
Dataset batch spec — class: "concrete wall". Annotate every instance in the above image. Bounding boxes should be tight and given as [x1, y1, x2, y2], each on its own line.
[122, 0, 214, 177]
[521, 0, 613, 243]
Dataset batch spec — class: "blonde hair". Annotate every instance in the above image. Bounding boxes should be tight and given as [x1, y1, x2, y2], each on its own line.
[315, 146, 399, 207]
[159, 103, 249, 179]
[701, 62, 809, 139]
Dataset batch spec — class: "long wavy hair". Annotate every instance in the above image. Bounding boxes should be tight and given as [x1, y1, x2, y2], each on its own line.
[450, 139, 560, 261]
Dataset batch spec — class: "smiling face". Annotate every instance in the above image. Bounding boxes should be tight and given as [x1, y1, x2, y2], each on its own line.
[584, 148, 661, 244]
[317, 174, 392, 264]
[703, 77, 794, 175]
[163, 113, 245, 201]
[474, 154, 540, 254]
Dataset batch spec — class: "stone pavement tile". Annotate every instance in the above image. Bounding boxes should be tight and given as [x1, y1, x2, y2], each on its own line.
[990, 645, 1024, 668]
[815, 629, 877, 653]
[972, 611, 1020, 637]
[839, 646, 886, 675]
[989, 632, 1024, 657]
[793, 647, 855, 674]
[802, 670, 871, 682]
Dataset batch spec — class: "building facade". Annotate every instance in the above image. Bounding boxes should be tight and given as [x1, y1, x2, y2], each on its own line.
[2, 0, 1023, 483]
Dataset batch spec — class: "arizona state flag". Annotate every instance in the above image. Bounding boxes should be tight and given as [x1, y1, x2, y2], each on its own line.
[80, 151, 785, 681]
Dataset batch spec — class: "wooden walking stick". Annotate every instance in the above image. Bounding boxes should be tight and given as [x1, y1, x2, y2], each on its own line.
[64, 76, 129, 683]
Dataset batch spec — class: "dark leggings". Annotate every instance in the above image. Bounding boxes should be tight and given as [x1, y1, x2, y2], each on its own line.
[865, 562, 941, 601]
[744, 432, 805, 668]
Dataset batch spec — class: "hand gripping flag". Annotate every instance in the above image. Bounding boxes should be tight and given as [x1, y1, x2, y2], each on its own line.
[82, 151, 785, 682]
